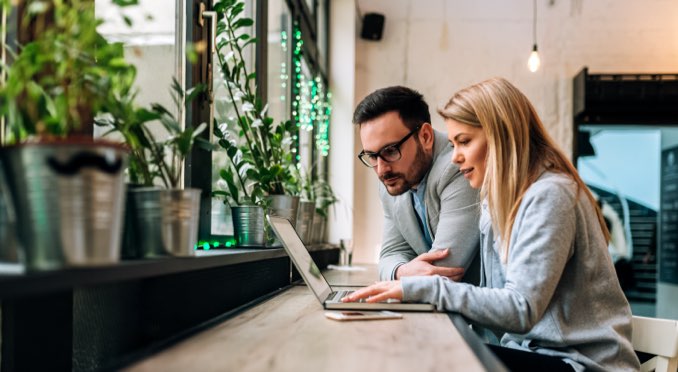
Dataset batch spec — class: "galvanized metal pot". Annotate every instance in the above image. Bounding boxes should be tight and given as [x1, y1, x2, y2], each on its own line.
[266, 195, 300, 247]
[231, 205, 265, 247]
[311, 212, 327, 244]
[122, 186, 165, 259]
[159, 188, 202, 257]
[0, 162, 20, 263]
[0, 141, 127, 270]
[295, 200, 315, 244]
[267, 195, 300, 228]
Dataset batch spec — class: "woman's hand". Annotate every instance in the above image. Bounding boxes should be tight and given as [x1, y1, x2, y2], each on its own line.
[341, 281, 403, 303]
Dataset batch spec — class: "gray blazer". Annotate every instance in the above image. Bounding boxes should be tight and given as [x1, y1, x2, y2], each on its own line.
[378, 129, 481, 281]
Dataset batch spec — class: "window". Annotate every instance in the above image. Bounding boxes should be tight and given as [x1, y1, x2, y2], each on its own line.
[94, 0, 180, 145]
[267, 0, 292, 125]
[206, 0, 330, 243]
[2, 0, 331, 245]
[209, 1, 257, 237]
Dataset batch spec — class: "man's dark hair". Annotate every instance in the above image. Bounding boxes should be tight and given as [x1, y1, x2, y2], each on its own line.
[352, 86, 431, 130]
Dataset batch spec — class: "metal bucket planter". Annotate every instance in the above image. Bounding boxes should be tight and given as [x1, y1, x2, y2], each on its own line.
[0, 141, 127, 270]
[266, 195, 300, 247]
[311, 212, 327, 244]
[231, 205, 265, 247]
[121, 186, 165, 259]
[159, 188, 201, 257]
[295, 200, 315, 244]
[0, 164, 20, 263]
[267, 195, 300, 228]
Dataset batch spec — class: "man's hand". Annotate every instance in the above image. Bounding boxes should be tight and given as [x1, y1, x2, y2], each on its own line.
[342, 281, 403, 303]
[395, 249, 464, 281]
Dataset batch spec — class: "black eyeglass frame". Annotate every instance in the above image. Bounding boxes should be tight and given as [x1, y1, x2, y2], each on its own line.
[357, 125, 422, 168]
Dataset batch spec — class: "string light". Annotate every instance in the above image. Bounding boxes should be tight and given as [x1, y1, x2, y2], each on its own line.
[291, 24, 332, 158]
[280, 30, 288, 101]
[315, 79, 331, 156]
[292, 24, 303, 160]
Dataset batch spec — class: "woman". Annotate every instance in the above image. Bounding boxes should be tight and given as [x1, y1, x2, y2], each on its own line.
[343, 78, 640, 371]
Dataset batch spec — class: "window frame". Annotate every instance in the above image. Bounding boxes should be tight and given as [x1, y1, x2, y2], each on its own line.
[187, 0, 330, 244]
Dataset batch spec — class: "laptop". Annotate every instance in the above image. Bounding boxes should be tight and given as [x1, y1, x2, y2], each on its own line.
[267, 215, 435, 311]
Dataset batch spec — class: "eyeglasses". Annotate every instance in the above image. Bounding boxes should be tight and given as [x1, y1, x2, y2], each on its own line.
[358, 125, 421, 168]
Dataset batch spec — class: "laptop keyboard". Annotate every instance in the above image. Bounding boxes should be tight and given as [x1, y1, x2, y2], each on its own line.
[329, 290, 366, 303]
[328, 290, 402, 304]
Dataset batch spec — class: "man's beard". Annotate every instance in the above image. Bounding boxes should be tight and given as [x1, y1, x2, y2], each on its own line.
[380, 141, 432, 196]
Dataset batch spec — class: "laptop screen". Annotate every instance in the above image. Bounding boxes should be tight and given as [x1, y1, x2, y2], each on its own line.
[267, 215, 333, 303]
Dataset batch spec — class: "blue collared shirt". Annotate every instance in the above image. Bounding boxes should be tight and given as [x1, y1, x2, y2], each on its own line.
[410, 175, 433, 249]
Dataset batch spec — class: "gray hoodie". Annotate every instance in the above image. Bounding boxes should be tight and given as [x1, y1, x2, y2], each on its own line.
[402, 172, 640, 371]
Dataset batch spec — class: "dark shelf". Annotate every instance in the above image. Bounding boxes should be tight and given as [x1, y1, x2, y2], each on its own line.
[0, 244, 340, 299]
[0, 248, 291, 299]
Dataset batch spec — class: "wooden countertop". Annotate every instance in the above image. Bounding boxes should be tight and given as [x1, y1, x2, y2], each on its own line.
[125, 265, 504, 372]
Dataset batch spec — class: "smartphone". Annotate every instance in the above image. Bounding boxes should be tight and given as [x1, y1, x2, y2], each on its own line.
[324, 310, 403, 321]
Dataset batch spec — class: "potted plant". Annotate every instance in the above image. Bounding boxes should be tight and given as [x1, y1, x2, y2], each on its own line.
[211, 0, 299, 246]
[0, 0, 135, 270]
[96, 78, 207, 257]
[93, 54, 164, 259]
[311, 178, 338, 244]
[292, 166, 316, 245]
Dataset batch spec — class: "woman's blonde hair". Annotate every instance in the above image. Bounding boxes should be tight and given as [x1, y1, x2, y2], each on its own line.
[438, 77, 609, 261]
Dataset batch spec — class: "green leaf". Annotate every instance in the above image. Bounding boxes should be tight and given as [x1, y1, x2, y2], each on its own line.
[234, 18, 254, 28]
[229, 2, 245, 19]
[112, 0, 139, 6]
[186, 47, 199, 64]
[214, 1, 227, 13]
[220, 168, 232, 181]
[226, 146, 238, 158]
[196, 137, 216, 151]
[123, 15, 133, 27]
[227, 180, 240, 202]
[235, 160, 248, 171]
[245, 168, 259, 180]
[185, 84, 206, 104]
[109, 58, 130, 68]
[219, 138, 233, 149]
[192, 122, 207, 138]
[241, 37, 257, 49]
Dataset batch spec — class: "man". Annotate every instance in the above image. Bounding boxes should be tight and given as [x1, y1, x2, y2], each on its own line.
[353, 86, 480, 282]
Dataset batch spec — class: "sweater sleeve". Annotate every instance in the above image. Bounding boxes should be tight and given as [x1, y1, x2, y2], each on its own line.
[402, 182, 577, 333]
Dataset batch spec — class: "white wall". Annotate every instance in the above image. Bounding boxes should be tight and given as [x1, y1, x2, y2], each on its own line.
[345, 0, 678, 264]
[327, 0, 357, 245]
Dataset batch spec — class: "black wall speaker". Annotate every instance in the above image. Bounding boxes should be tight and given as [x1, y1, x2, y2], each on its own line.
[361, 13, 385, 41]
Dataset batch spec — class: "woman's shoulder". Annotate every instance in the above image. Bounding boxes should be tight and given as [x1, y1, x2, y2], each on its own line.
[523, 171, 578, 206]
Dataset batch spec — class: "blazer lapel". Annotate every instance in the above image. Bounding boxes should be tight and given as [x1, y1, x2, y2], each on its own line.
[395, 193, 429, 255]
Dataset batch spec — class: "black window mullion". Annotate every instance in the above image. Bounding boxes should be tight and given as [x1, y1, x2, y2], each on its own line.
[185, 0, 214, 242]
[256, 0, 268, 104]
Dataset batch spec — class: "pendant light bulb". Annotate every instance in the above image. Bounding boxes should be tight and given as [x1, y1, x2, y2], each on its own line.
[527, 0, 540, 73]
[528, 44, 540, 73]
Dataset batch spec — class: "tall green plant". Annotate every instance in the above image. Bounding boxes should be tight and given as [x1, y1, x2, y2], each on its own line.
[211, 0, 297, 206]
[96, 79, 207, 189]
[312, 178, 337, 218]
[0, 0, 137, 142]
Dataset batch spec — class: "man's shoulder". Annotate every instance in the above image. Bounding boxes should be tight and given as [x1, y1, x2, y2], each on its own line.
[429, 143, 461, 184]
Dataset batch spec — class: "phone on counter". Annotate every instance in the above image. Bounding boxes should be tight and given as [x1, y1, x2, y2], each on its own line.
[324, 310, 403, 321]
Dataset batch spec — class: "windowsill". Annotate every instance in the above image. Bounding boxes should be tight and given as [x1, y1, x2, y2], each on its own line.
[0, 244, 338, 298]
